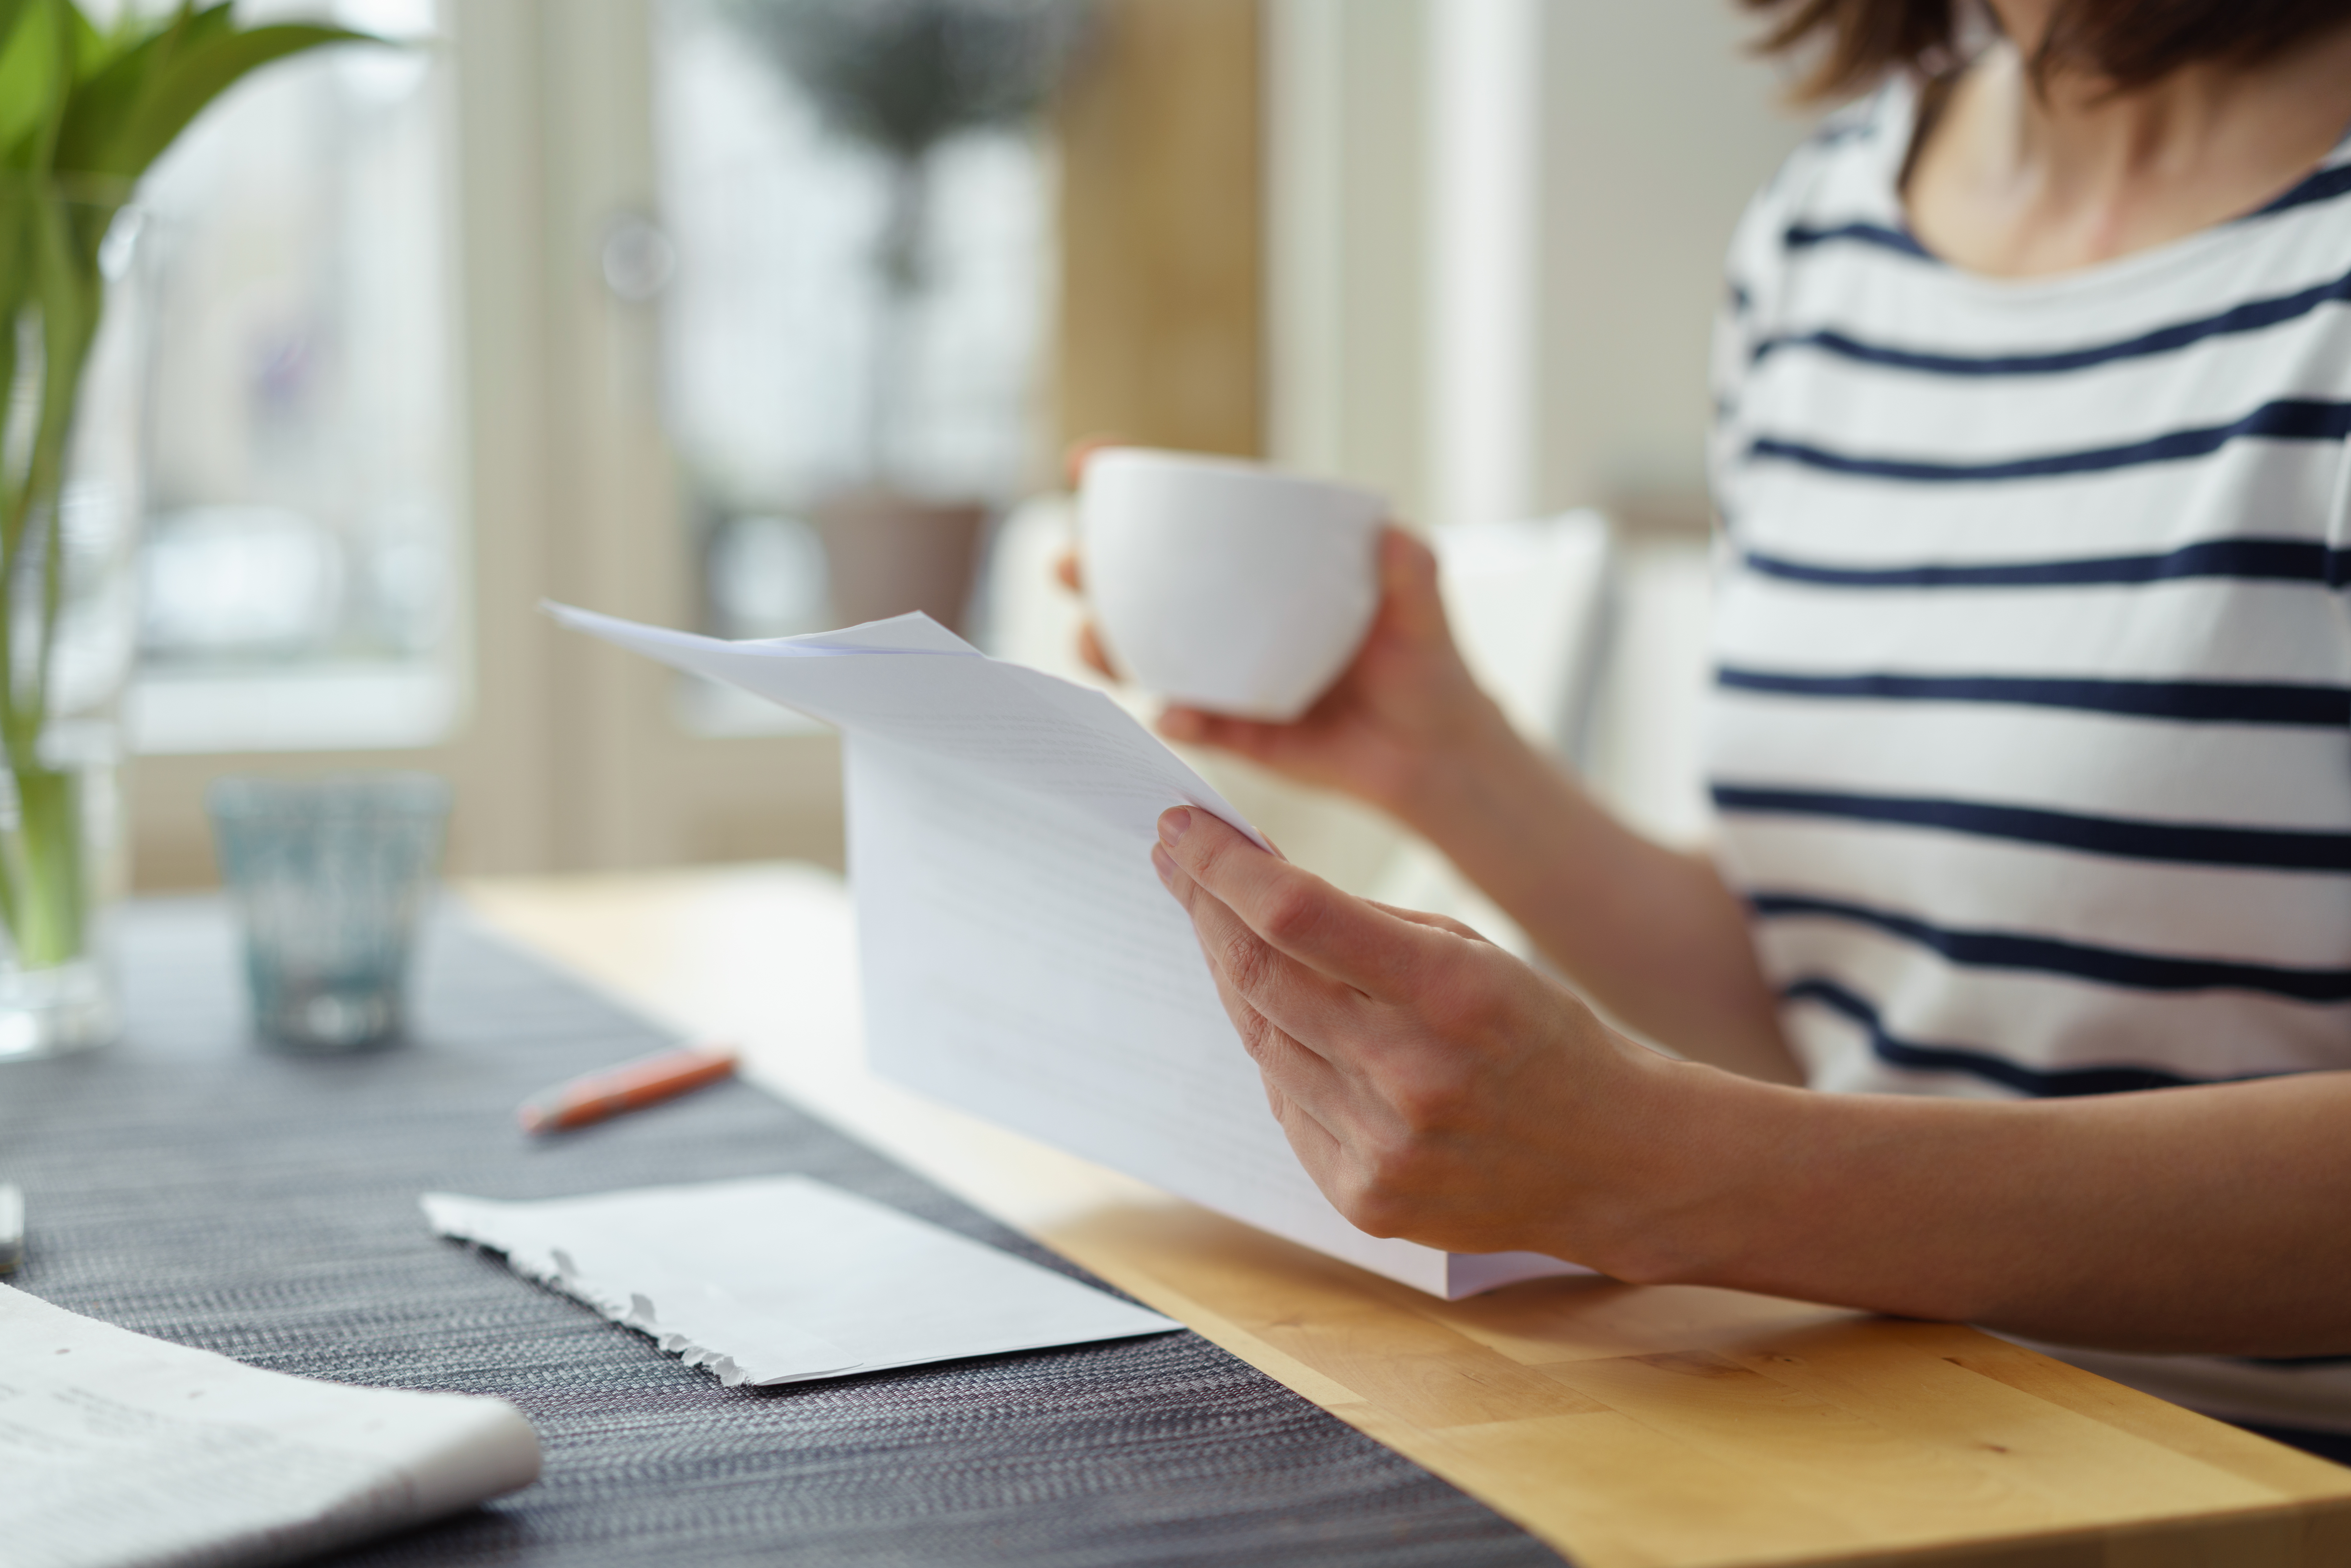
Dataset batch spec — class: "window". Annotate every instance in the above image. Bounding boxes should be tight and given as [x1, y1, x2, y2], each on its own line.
[127, 0, 458, 755]
[651, 0, 1054, 732]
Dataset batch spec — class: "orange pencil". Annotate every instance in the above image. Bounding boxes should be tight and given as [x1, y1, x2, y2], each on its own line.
[517, 1044, 739, 1134]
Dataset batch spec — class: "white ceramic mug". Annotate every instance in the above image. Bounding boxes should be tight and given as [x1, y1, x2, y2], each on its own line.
[1077, 448, 1386, 722]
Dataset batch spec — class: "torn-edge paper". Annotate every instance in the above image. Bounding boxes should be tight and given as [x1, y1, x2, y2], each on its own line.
[423, 1176, 1180, 1387]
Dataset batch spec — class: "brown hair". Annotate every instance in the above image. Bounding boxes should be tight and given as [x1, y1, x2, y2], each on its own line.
[1744, 0, 2351, 102]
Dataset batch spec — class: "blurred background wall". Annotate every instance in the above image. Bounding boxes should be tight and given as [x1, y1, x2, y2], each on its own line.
[121, 0, 1810, 890]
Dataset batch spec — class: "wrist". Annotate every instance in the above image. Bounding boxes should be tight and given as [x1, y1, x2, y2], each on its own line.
[1385, 689, 1532, 839]
[1561, 1046, 1813, 1287]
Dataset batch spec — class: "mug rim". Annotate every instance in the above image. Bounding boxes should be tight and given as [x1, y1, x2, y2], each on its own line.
[1081, 446, 1387, 511]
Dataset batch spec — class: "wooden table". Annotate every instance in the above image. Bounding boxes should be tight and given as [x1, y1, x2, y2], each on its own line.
[466, 863, 2351, 1568]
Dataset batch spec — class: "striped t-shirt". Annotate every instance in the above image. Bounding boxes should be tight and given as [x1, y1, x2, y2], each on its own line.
[1706, 77, 2351, 1430]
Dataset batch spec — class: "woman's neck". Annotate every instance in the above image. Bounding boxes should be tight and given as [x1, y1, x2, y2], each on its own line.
[1904, 8, 2351, 277]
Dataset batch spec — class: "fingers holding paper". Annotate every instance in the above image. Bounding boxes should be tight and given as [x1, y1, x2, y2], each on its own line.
[1151, 806, 1684, 1264]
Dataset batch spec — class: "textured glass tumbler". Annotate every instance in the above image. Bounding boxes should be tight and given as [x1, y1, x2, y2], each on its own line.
[207, 774, 451, 1051]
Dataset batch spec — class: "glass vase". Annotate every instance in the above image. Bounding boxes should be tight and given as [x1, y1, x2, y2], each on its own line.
[0, 178, 146, 1060]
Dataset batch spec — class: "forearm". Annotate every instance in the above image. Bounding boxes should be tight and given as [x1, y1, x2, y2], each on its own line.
[1396, 709, 1800, 1084]
[1607, 1060, 2351, 1354]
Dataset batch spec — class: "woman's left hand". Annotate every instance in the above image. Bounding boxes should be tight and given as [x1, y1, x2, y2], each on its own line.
[1150, 804, 1725, 1271]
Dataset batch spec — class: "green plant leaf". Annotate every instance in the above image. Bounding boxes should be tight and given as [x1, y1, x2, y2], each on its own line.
[0, 203, 26, 495]
[0, 182, 33, 334]
[0, 0, 64, 173]
[183, 2, 242, 49]
[0, 13, 49, 167]
[50, 3, 241, 181]
[146, 2, 248, 70]
[25, 0, 81, 174]
[62, 0, 103, 79]
[50, 16, 185, 179]
[59, 20, 378, 181]
[0, 0, 37, 88]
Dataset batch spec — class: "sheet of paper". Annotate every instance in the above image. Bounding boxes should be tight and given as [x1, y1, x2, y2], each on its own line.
[423, 1176, 1181, 1386]
[0, 1283, 539, 1568]
[549, 604, 1269, 853]
[550, 606, 1581, 1299]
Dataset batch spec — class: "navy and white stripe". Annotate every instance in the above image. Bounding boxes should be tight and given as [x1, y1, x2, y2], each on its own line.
[1739, 537, 2351, 589]
[1707, 78, 2351, 1429]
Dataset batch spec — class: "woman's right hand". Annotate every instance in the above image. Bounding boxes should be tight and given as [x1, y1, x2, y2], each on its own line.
[1057, 526, 1514, 826]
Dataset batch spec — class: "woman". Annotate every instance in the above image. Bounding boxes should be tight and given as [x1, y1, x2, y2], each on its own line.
[1105, 0, 2351, 1453]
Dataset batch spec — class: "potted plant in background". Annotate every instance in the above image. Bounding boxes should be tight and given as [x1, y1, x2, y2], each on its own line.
[723, 0, 1088, 631]
[0, 1, 373, 1058]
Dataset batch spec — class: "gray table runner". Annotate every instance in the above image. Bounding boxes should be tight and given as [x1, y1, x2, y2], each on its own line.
[0, 898, 1564, 1567]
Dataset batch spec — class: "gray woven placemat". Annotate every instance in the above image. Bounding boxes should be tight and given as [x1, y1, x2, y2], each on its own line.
[0, 897, 1565, 1568]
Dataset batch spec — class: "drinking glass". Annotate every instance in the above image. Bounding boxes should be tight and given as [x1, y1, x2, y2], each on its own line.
[207, 774, 451, 1051]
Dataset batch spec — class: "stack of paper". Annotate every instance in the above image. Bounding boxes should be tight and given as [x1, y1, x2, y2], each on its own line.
[0, 1284, 538, 1568]
[552, 605, 1581, 1300]
[424, 1176, 1179, 1386]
